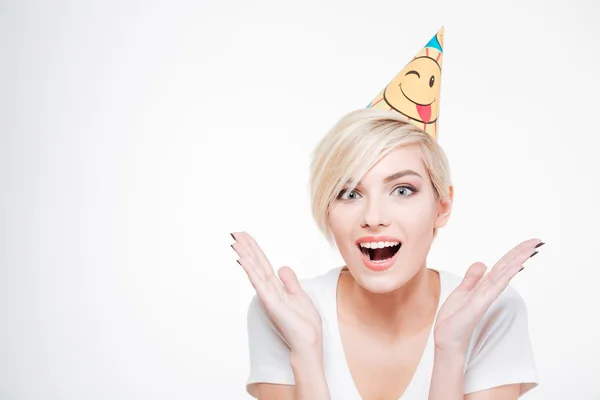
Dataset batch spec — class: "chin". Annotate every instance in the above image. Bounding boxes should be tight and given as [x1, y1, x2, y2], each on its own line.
[349, 262, 417, 294]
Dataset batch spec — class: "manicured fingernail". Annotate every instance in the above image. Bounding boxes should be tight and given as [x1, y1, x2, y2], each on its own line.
[236, 260, 241, 265]
[230, 244, 235, 250]
[519, 267, 524, 272]
[230, 233, 236, 240]
[530, 251, 539, 258]
[535, 242, 545, 249]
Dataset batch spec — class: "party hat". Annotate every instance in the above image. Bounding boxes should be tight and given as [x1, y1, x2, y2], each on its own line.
[367, 27, 444, 139]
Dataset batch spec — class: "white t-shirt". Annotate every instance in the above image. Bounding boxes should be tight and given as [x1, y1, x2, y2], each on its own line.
[246, 267, 538, 399]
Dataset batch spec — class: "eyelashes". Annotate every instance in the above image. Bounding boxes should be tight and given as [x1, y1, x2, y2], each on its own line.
[336, 185, 418, 201]
[336, 188, 358, 200]
[393, 185, 416, 197]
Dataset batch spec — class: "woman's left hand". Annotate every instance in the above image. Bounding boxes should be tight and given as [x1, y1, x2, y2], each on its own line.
[433, 238, 544, 355]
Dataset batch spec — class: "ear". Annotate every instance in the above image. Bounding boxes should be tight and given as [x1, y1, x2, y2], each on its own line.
[434, 185, 453, 229]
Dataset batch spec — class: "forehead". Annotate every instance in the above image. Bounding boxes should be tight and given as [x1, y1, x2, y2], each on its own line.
[362, 146, 427, 181]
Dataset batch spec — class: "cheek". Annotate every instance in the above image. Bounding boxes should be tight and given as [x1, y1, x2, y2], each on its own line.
[328, 206, 359, 254]
[394, 200, 437, 235]
[328, 204, 357, 233]
[328, 205, 343, 234]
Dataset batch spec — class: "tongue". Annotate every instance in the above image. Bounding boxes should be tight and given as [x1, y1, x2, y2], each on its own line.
[416, 104, 431, 123]
[370, 247, 396, 261]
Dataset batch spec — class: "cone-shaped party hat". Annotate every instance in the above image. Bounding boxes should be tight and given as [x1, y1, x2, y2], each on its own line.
[367, 27, 444, 139]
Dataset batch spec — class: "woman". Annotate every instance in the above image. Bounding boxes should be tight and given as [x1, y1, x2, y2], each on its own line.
[232, 31, 541, 400]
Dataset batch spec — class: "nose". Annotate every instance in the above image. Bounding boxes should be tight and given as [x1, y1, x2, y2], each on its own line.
[359, 198, 391, 229]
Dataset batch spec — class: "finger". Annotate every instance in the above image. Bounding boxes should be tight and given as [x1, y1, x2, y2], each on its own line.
[498, 247, 537, 280]
[477, 238, 541, 295]
[238, 255, 287, 303]
[232, 232, 287, 300]
[231, 232, 267, 281]
[493, 238, 542, 273]
[237, 255, 266, 292]
[237, 232, 284, 295]
[231, 241, 260, 275]
[278, 266, 303, 295]
[231, 240, 254, 262]
[232, 235, 269, 288]
[242, 232, 277, 279]
[473, 246, 537, 308]
[489, 243, 541, 287]
[457, 262, 487, 292]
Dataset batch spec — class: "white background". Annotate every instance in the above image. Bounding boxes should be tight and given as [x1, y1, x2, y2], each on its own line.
[1, 0, 599, 399]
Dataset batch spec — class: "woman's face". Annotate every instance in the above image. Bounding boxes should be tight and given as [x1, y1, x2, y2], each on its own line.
[328, 145, 452, 293]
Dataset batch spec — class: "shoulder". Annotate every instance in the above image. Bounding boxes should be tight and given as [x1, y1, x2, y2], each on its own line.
[435, 269, 539, 395]
[299, 267, 341, 305]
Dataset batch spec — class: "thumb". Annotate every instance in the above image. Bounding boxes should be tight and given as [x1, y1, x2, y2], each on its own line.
[278, 266, 303, 295]
[458, 262, 487, 291]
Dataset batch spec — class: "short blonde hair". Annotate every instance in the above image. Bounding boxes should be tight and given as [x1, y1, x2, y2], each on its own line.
[309, 108, 452, 241]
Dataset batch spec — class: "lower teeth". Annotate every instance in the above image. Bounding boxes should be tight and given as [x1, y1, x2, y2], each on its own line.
[372, 258, 391, 263]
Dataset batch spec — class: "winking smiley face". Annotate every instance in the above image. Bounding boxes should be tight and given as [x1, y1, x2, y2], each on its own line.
[383, 55, 441, 124]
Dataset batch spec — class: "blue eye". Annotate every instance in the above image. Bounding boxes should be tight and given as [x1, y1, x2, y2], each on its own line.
[337, 189, 361, 200]
[393, 185, 416, 197]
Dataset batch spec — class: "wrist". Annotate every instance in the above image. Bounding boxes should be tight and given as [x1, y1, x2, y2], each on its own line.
[290, 346, 324, 371]
[433, 346, 467, 368]
[290, 348, 331, 400]
[429, 347, 467, 400]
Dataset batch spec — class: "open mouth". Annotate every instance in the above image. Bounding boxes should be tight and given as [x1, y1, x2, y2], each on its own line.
[399, 84, 435, 123]
[358, 242, 401, 262]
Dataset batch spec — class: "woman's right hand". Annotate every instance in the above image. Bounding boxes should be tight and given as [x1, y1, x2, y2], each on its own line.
[231, 231, 324, 353]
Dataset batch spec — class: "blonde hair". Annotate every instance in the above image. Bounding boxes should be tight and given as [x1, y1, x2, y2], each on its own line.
[309, 108, 452, 241]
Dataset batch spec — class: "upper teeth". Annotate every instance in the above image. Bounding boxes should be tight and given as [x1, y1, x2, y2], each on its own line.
[359, 241, 399, 249]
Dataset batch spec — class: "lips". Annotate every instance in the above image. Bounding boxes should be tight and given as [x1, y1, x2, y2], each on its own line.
[416, 104, 431, 123]
[355, 236, 402, 272]
[357, 244, 401, 271]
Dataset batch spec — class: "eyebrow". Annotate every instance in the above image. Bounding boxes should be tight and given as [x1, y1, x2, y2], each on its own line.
[346, 170, 423, 186]
[383, 170, 423, 183]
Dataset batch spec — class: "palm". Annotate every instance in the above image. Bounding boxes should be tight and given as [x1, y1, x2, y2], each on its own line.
[434, 238, 543, 353]
[231, 231, 323, 351]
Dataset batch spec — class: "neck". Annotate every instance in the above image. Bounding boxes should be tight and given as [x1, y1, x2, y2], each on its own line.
[339, 266, 440, 339]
